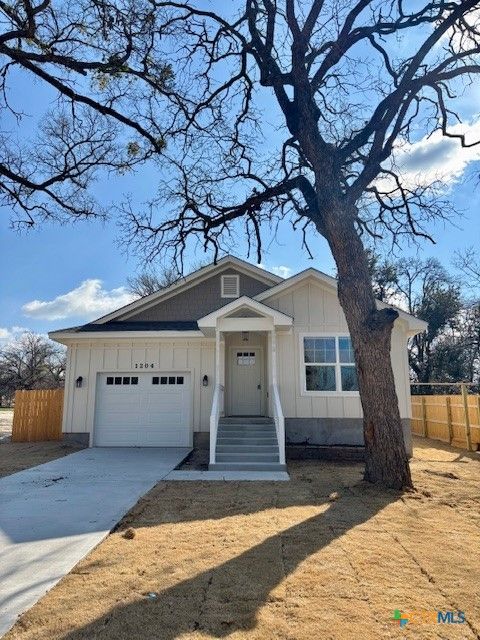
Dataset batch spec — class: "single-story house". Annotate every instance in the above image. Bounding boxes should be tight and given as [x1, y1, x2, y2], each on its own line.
[49, 256, 427, 470]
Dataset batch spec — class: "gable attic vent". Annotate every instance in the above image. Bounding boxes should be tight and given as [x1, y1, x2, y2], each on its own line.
[221, 274, 240, 298]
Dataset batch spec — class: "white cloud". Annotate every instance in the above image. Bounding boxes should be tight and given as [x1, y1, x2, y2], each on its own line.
[258, 264, 293, 279]
[22, 279, 136, 321]
[439, 8, 480, 54]
[0, 326, 30, 346]
[378, 117, 480, 192]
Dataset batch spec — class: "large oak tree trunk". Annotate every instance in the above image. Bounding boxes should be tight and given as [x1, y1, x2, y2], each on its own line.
[322, 209, 413, 490]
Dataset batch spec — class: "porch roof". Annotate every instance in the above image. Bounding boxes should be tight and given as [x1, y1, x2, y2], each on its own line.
[197, 296, 293, 337]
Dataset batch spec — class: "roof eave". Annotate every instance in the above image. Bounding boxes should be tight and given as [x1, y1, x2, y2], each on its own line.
[49, 330, 206, 344]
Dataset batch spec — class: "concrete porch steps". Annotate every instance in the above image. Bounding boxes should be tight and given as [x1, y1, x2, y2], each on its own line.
[209, 462, 288, 472]
[210, 417, 285, 472]
[219, 417, 273, 424]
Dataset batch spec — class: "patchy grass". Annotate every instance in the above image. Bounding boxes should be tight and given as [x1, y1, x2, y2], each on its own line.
[0, 441, 84, 478]
[5, 436, 480, 640]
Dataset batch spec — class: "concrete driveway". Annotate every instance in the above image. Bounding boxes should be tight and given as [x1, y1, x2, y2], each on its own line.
[0, 447, 189, 636]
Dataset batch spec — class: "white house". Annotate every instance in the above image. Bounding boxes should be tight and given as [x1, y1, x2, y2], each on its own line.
[49, 256, 427, 470]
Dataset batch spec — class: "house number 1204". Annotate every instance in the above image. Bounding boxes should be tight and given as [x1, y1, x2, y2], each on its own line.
[134, 363, 156, 369]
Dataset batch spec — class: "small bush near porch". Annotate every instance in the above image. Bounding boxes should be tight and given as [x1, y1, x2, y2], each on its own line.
[6, 437, 480, 640]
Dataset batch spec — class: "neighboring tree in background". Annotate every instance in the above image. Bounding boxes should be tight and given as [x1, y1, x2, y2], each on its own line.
[369, 254, 469, 383]
[127, 267, 179, 298]
[0, 333, 66, 404]
[127, 260, 210, 298]
[454, 247, 480, 294]
[434, 303, 480, 385]
[452, 247, 480, 385]
[395, 259, 462, 383]
[366, 250, 399, 303]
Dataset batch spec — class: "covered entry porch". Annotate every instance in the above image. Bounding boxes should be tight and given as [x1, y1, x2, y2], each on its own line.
[198, 297, 293, 469]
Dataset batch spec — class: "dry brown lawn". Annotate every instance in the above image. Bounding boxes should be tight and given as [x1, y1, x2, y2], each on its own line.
[0, 441, 84, 478]
[5, 436, 480, 640]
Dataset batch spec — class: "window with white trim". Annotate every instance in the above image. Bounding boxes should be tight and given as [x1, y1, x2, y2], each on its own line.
[221, 274, 240, 298]
[303, 336, 358, 392]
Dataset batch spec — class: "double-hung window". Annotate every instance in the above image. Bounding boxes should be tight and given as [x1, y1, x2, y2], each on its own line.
[303, 336, 358, 393]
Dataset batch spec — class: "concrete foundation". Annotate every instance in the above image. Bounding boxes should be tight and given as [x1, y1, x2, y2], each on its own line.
[285, 418, 413, 458]
[193, 432, 210, 450]
[62, 432, 90, 447]
[286, 445, 365, 461]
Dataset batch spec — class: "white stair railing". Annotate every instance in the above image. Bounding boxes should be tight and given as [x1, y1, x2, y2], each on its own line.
[270, 383, 286, 464]
[209, 384, 224, 465]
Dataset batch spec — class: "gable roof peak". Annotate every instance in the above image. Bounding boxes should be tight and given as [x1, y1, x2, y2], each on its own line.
[91, 254, 282, 324]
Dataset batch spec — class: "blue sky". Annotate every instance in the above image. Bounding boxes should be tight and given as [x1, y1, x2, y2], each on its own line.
[1, 7, 480, 343]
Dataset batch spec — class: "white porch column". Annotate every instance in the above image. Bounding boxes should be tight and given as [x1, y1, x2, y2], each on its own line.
[270, 328, 278, 385]
[209, 328, 222, 466]
[267, 332, 273, 416]
[270, 328, 286, 465]
[215, 327, 221, 386]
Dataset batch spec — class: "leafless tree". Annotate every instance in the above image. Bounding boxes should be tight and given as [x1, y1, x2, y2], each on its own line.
[2, 1, 480, 487]
[454, 247, 480, 294]
[0, 332, 66, 403]
[126, 260, 209, 297]
[127, 267, 179, 298]
[393, 258, 462, 383]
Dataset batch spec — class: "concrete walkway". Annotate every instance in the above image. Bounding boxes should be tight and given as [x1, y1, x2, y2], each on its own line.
[0, 447, 189, 637]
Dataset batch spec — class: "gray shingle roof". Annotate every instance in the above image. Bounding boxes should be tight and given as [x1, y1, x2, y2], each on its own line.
[76, 321, 199, 332]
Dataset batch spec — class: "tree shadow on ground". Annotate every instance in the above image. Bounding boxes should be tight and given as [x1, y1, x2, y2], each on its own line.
[61, 473, 399, 640]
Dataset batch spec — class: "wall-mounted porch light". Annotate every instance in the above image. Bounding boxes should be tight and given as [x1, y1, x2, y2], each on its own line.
[242, 331, 249, 342]
[75, 376, 83, 388]
[202, 375, 209, 387]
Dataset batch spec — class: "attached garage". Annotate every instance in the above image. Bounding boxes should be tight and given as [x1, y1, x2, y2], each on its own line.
[93, 372, 191, 447]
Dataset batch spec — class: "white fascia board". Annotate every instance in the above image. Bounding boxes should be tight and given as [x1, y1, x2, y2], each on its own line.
[197, 296, 293, 328]
[92, 256, 282, 324]
[49, 330, 205, 345]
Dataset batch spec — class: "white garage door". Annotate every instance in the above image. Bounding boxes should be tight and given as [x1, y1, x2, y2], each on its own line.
[94, 372, 191, 447]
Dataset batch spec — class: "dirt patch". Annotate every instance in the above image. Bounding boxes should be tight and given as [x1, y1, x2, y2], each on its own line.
[175, 447, 209, 470]
[0, 408, 14, 440]
[5, 436, 480, 639]
[0, 441, 84, 478]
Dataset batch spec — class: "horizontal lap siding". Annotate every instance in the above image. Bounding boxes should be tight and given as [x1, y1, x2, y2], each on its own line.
[267, 279, 411, 419]
[63, 340, 215, 439]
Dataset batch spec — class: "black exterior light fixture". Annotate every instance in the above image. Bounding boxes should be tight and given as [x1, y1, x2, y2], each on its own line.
[75, 376, 83, 388]
[202, 375, 208, 387]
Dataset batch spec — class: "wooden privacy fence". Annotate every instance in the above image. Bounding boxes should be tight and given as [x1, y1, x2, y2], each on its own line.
[12, 389, 64, 442]
[411, 384, 480, 451]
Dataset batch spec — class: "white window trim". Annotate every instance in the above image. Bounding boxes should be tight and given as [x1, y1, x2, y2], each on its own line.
[221, 274, 240, 298]
[298, 332, 360, 397]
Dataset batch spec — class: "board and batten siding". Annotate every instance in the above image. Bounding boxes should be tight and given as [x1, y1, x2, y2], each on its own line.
[62, 339, 215, 442]
[264, 278, 412, 420]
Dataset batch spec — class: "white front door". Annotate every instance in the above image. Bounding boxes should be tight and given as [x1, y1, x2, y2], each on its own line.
[94, 372, 191, 446]
[229, 348, 263, 415]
